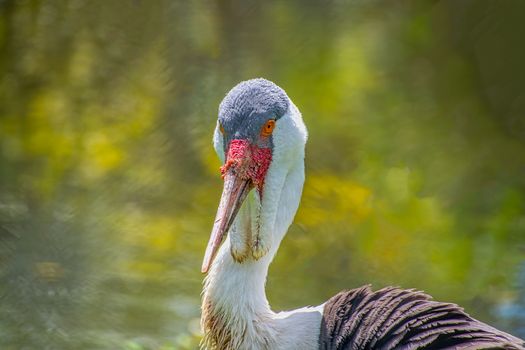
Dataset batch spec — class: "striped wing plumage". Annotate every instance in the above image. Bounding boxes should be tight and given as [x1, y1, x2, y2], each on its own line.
[319, 286, 524, 350]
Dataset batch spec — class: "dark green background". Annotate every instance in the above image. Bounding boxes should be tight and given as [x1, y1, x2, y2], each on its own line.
[1, 1, 524, 349]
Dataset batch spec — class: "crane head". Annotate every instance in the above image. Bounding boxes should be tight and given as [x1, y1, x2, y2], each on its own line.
[201, 78, 307, 273]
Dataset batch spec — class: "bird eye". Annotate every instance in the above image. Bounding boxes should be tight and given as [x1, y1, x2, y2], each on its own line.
[219, 123, 225, 135]
[261, 119, 276, 137]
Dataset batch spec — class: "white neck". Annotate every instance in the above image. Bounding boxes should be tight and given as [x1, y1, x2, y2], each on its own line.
[201, 147, 323, 349]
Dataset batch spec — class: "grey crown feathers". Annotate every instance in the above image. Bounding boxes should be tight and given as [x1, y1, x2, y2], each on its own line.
[218, 78, 290, 147]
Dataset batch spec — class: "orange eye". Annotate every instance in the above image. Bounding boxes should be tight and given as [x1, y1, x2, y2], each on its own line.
[219, 123, 225, 134]
[261, 119, 276, 137]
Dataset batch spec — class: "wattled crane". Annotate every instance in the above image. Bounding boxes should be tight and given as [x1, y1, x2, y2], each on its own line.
[200, 78, 525, 350]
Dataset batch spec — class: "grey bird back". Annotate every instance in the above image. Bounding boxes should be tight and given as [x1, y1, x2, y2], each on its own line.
[319, 286, 525, 350]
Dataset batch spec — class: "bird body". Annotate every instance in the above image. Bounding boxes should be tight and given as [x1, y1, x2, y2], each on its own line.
[200, 78, 524, 350]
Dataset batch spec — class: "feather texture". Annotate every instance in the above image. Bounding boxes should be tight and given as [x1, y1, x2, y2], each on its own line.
[319, 286, 525, 350]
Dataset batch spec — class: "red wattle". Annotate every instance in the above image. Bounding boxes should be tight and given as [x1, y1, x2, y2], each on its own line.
[220, 139, 272, 194]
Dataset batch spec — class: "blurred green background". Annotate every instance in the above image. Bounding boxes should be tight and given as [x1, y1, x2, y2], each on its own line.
[1, 0, 525, 349]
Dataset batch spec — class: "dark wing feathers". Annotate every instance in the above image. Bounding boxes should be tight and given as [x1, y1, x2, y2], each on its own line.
[319, 286, 525, 350]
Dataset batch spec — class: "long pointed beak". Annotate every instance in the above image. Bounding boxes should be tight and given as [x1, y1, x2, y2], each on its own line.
[201, 170, 253, 273]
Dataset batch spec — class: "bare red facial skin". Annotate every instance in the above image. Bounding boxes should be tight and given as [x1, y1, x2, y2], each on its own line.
[220, 139, 272, 194]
